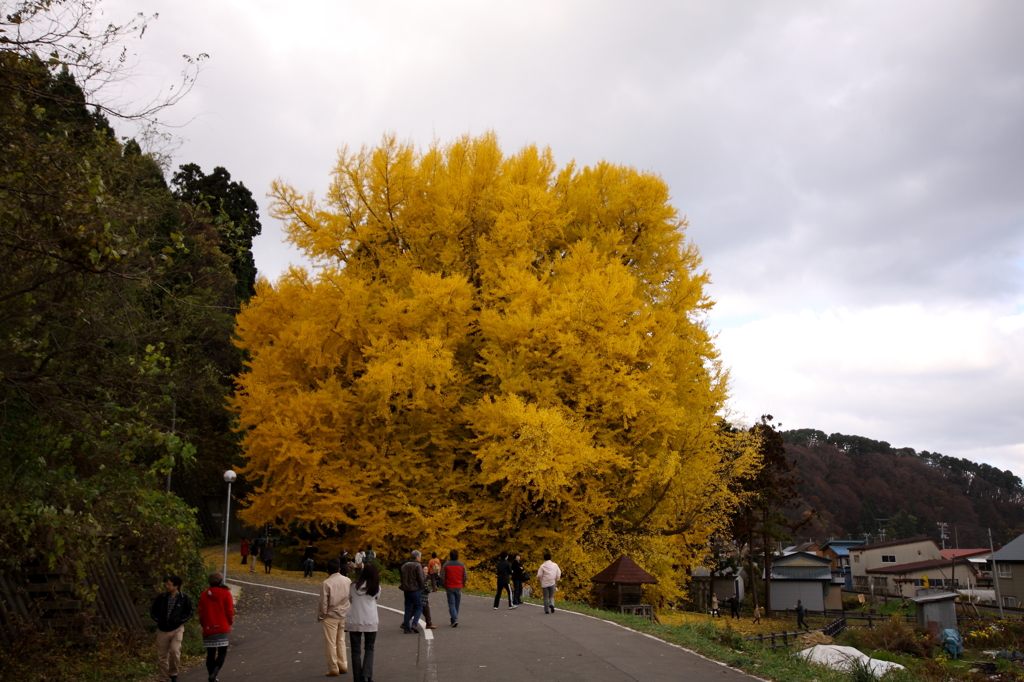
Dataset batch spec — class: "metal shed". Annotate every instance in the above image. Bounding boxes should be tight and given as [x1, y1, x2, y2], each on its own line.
[911, 592, 958, 636]
[769, 552, 835, 611]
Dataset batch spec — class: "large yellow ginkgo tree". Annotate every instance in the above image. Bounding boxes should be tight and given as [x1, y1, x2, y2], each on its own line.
[231, 133, 759, 601]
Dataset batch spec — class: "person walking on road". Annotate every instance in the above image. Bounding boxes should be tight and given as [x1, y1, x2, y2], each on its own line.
[339, 550, 351, 578]
[318, 558, 352, 676]
[511, 553, 526, 605]
[441, 549, 468, 627]
[346, 562, 380, 682]
[250, 536, 263, 573]
[427, 552, 442, 591]
[199, 572, 234, 682]
[150, 575, 192, 682]
[303, 541, 317, 578]
[493, 551, 516, 609]
[400, 550, 425, 633]
[537, 552, 561, 614]
[240, 537, 250, 566]
[419, 555, 438, 629]
[262, 540, 274, 574]
[795, 599, 809, 630]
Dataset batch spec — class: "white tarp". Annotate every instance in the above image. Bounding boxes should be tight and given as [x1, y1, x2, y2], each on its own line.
[797, 645, 906, 676]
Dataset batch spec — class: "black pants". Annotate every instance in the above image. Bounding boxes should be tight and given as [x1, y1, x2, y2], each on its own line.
[494, 580, 512, 608]
[205, 646, 227, 676]
[349, 631, 376, 682]
[512, 577, 523, 604]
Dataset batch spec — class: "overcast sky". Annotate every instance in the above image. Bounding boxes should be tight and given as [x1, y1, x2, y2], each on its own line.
[105, 0, 1024, 475]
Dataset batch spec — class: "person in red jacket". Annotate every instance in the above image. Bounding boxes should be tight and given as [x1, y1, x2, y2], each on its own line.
[199, 572, 234, 682]
[440, 549, 468, 627]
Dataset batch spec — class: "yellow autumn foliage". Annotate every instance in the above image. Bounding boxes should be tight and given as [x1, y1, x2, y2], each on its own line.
[231, 133, 760, 602]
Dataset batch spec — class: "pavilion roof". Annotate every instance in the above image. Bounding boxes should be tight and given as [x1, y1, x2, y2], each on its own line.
[591, 555, 658, 584]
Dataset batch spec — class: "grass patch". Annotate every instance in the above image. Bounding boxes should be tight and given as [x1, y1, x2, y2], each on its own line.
[530, 596, 1022, 682]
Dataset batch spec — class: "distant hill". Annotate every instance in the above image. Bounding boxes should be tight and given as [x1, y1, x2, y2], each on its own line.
[781, 429, 1024, 548]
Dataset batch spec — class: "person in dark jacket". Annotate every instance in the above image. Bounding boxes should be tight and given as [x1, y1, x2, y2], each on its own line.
[510, 553, 526, 605]
[400, 550, 425, 633]
[199, 571, 234, 682]
[440, 549, 468, 626]
[795, 599, 808, 630]
[493, 551, 516, 609]
[302, 541, 317, 578]
[262, 540, 274, 574]
[150, 575, 193, 682]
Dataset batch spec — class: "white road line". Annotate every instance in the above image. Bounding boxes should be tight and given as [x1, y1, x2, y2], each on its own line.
[226, 579, 433, 639]
[228, 579, 317, 596]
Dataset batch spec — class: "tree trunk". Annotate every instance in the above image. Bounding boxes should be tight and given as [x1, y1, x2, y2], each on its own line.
[762, 507, 771, 617]
[747, 508, 759, 612]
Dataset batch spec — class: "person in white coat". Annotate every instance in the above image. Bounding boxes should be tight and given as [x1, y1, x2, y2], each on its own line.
[536, 551, 562, 614]
[346, 562, 381, 682]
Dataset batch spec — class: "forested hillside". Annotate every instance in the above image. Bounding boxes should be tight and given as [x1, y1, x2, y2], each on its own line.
[781, 430, 1024, 547]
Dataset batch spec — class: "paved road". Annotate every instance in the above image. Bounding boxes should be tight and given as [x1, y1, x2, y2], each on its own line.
[180, 574, 759, 682]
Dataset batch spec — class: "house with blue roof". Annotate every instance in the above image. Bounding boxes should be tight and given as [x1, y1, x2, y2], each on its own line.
[820, 539, 865, 590]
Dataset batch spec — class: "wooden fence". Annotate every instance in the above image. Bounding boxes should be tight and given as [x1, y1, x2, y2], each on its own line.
[0, 540, 160, 646]
[745, 617, 847, 649]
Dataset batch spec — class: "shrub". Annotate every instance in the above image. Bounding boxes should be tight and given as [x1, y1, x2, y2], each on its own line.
[860, 615, 931, 658]
[716, 623, 745, 650]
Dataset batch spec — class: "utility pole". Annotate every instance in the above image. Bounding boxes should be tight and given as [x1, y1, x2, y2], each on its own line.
[990, 528, 1004, 618]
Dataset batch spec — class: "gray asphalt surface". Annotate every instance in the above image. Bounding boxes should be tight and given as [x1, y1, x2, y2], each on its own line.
[179, 576, 760, 682]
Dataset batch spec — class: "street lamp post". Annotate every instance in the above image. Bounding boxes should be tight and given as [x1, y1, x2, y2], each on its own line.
[222, 470, 237, 579]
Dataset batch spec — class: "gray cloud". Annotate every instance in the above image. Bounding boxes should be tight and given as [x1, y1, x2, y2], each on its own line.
[105, 0, 1024, 470]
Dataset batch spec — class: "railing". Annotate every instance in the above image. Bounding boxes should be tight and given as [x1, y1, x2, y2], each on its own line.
[619, 604, 660, 623]
[745, 617, 847, 649]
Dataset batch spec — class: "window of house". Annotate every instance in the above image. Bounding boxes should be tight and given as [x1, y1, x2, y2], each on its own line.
[997, 563, 1012, 579]
[854, 555, 860, 563]
[882, 555, 896, 563]
[1003, 596, 1016, 608]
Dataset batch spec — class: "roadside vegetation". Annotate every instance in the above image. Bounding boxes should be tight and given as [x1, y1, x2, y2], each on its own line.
[543, 599, 1024, 681]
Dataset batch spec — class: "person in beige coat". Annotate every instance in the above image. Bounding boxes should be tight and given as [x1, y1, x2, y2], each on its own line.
[319, 558, 353, 676]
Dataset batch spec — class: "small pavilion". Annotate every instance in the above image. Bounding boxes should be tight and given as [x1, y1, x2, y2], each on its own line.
[591, 555, 658, 611]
